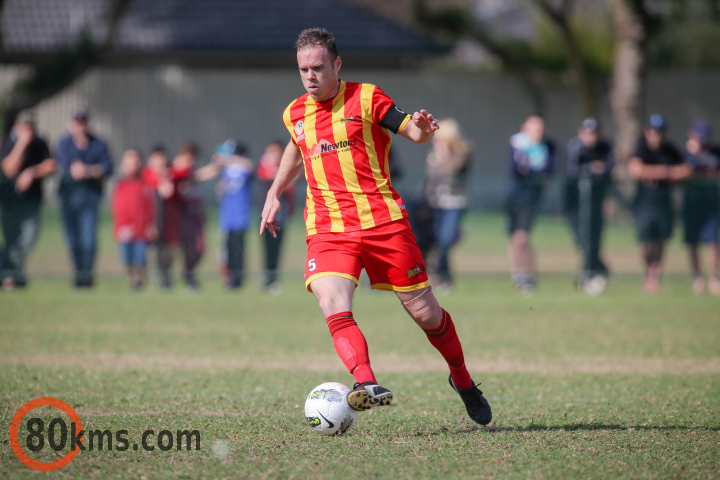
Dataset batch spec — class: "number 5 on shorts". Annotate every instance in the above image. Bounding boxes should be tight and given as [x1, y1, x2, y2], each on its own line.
[308, 258, 317, 272]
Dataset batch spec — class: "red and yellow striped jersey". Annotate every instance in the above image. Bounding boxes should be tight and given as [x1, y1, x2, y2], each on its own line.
[283, 80, 411, 236]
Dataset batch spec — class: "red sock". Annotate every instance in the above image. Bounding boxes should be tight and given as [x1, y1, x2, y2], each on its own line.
[422, 309, 473, 389]
[326, 311, 376, 385]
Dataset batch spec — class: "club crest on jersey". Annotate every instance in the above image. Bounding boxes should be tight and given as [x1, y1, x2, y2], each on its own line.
[341, 114, 362, 124]
[406, 262, 424, 278]
[294, 120, 304, 135]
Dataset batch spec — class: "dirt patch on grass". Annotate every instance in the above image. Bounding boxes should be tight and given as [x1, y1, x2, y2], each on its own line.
[2, 353, 718, 375]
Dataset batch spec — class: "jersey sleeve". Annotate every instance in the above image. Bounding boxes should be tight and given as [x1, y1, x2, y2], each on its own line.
[282, 101, 300, 146]
[372, 86, 411, 134]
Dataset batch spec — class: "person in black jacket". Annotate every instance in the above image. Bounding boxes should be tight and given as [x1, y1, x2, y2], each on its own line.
[682, 119, 720, 295]
[628, 114, 691, 293]
[0, 114, 57, 290]
[563, 117, 613, 295]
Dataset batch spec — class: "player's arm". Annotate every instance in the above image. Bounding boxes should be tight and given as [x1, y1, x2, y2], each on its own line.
[628, 157, 670, 181]
[398, 109, 439, 144]
[260, 141, 303, 237]
[668, 161, 692, 182]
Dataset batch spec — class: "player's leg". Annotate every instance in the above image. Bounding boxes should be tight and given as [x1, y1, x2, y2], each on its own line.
[396, 287, 492, 425]
[701, 212, 720, 295]
[708, 242, 720, 295]
[362, 219, 491, 425]
[310, 275, 392, 411]
[687, 243, 704, 294]
[306, 235, 391, 411]
[508, 200, 536, 293]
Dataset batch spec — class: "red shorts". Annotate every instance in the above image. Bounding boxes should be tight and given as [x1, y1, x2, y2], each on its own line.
[304, 219, 430, 293]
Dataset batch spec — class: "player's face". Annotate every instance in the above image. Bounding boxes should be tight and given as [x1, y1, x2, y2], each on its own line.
[644, 128, 663, 151]
[578, 128, 598, 147]
[297, 46, 341, 102]
[523, 116, 545, 144]
[121, 150, 141, 177]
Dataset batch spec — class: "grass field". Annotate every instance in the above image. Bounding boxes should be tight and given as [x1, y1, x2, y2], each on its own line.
[1, 210, 718, 479]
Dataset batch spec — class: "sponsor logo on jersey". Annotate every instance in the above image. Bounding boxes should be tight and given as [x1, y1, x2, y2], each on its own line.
[294, 120, 304, 135]
[406, 262, 424, 278]
[311, 138, 357, 156]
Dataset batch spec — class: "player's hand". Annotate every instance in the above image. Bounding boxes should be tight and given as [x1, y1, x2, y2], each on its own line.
[412, 110, 439, 134]
[70, 161, 87, 180]
[15, 167, 35, 192]
[158, 179, 174, 198]
[15, 123, 34, 146]
[146, 225, 159, 242]
[260, 195, 282, 238]
[686, 138, 701, 156]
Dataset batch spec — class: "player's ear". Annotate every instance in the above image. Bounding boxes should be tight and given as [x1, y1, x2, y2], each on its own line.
[335, 56, 342, 73]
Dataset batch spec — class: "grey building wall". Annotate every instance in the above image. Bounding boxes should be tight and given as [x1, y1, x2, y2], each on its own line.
[3, 66, 719, 211]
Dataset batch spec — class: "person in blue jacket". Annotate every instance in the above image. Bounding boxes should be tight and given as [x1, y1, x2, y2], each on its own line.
[56, 107, 113, 288]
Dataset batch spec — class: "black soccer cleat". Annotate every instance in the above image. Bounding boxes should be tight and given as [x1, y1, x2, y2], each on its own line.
[346, 382, 393, 411]
[448, 374, 492, 425]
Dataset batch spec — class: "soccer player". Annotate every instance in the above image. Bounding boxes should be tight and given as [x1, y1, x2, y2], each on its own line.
[260, 28, 491, 425]
[628, 114, 691, 293]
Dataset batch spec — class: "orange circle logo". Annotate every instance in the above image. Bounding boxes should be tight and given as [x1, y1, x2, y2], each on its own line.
[8, 397, 83, 471]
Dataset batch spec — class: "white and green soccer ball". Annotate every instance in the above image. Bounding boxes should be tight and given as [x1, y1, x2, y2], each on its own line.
[304, 382, 358, 435]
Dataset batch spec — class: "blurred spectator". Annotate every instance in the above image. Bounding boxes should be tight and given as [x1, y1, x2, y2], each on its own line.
[0, 113, 57, 290]
[111, 149, 156, 290]
[682, 119, 720, 295]
[563, 117, 613, 295]
[56, 107, 113, 288]
[195, 139, 254, 290]
[425, 118, 471, 291]
[628, 114, 691, 293]
[505, 114, 555, 294]
[257, 140, 296, 292]
[141, 145, 172, 283]
[158, 141, 206, 290]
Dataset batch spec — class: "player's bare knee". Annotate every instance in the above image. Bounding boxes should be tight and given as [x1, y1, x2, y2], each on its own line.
[399, 288, 442, 329]
[512, 230, 528, 248]
[317, 296, 346, 318]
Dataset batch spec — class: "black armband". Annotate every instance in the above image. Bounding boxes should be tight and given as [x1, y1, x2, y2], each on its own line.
[379, 104, 410, 134]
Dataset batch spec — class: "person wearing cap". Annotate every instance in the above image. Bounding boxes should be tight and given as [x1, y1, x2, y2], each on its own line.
[628, 114, 691, 293]
[505, 114, 556, 294]
[682, 119, 720, 295]
[56, 107, 113, 288]
[194, 140, 254, 289]
[563, 117, 613, 295]
[0, 113, 57, 290]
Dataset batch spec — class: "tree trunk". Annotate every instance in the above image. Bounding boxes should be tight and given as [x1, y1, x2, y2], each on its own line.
[608, 0, 645, 165]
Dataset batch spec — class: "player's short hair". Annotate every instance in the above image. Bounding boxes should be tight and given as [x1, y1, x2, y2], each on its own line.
[177, 140, 198, 157]
[150, 144, 166, 155]
[295, 28, 339, 60]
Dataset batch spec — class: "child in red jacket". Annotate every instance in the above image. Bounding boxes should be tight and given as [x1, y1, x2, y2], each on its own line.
[112, 149, 156, 289]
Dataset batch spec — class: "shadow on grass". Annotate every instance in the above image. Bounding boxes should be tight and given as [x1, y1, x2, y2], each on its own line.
[416, 423, 719, 436]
